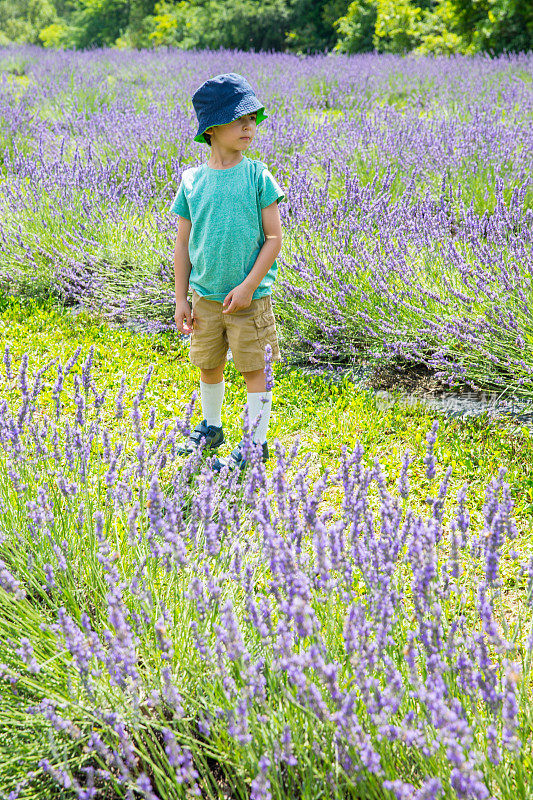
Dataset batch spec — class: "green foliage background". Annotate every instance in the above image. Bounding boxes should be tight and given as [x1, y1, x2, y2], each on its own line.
[0, 0, 531, 53]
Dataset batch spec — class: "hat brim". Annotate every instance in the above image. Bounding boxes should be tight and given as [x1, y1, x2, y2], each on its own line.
[194, 107, 268, 145]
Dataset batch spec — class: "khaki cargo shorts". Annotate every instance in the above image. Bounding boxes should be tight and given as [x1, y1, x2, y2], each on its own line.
[190, 290, 281, 373]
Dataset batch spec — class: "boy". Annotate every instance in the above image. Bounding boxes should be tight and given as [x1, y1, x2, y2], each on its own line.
[171, 73, 285, 471]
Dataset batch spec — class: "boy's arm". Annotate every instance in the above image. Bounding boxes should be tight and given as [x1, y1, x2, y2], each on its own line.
[174, 216, 194, 334]
[222, 201, 283, 314]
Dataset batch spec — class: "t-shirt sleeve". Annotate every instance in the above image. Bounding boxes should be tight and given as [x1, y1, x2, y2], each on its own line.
[257, 167, 285, 209]
[169, 179, 191, 220]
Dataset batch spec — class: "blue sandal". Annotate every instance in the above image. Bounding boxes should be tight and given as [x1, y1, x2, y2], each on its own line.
[176, 420, 224, 455]
[212, 441, 269, 473]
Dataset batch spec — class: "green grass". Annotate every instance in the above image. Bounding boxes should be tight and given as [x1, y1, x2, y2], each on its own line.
[2, 294, 533, 523]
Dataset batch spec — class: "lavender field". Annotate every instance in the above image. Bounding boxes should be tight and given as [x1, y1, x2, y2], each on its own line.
[1, 47, 532, 391]
[0, 46, 533, 800]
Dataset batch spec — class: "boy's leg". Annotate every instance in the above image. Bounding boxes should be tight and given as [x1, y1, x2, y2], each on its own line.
[190, 292, 228, 430]
[200, 363, 226, 428]
[225, 296, 279, 445]
[242, 368, 266, 394]
[211, 296, 279, 471]
[213, 367, 270, 471]
[177, 293, 227, 455]
[242, 368, 272, 445]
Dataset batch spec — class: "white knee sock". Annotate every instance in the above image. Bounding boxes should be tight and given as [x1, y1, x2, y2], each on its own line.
[246, 391, 273, 444]
[200, 380, 225, 427]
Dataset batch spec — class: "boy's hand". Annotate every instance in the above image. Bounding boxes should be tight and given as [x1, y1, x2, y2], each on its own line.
[174, 299, 193, 334]
[222, 284, 254, 314]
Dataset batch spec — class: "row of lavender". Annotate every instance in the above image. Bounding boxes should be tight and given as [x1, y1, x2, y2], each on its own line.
[1, 47, 532, 392]
[0, 347, 532, 799]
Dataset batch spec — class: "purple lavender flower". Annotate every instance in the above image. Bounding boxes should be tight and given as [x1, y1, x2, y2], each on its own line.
[0, 560, 25, 599]
[250, 756, 272, 800]
[397, 450, 410, 499]
[135, 773, 160, 800]
[81, 345, 94, 394]
[162, 729, 200, 794]
[16, 637, 40, 674]
[115, 375, 126, 419]
[3, 345, 12, 381]
[64, 346, 81, 376]
[424, 421, 439, 480]
[264, 343, 274, 391]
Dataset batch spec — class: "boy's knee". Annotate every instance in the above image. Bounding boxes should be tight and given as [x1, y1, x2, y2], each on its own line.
[242, 368, 266, 393]
[200, 363, 226, 383]
[241, 367, 264, 379]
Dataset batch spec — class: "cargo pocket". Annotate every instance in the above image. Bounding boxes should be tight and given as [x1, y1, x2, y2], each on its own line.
[253, 309, 277, 346]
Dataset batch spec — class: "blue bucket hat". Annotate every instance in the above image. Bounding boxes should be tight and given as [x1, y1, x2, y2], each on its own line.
[192, 73, 268, 145]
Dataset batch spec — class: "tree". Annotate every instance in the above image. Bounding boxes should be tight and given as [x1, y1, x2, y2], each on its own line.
[373, 0, 422, 52]
[286, 0, 349, 51]
[116, 0, 157, 46]
[0, 0, 530, 53]
[322, 0, 351, 29]
[488, 0, 533, 53]
[0, 0, 57, 43]
[414, 0, 470, 54]
[333, 0, 377, 52]
[72, 0, 130, 47]
[39, 21, 71, 45]
[334, 0, 422, 53]
[212, 0, 292, 51]
[146, 0, 292, 51]
[448, 0, 533, 53]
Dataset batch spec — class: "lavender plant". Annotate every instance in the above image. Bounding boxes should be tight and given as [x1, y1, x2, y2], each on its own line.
[0, 348, 532, 799]
[0, 47, 532, 391]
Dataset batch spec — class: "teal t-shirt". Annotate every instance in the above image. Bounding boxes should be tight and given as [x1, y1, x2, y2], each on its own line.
[170, 155, 285, 302]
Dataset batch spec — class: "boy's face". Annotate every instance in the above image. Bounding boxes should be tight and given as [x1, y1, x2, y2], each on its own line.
[205, 112, 257, 150]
